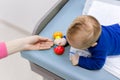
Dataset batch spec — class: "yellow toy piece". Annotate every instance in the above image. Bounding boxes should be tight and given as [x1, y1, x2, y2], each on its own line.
[55, 36, 61, 39]
[53, 32, 63, 39]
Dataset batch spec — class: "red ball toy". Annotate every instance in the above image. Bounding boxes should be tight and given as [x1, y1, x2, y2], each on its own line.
[54, 46, 65, 55]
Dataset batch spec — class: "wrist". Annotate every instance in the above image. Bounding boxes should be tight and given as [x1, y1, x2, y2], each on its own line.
[6, 38, 26, 55]
[17, 38, 30, 51]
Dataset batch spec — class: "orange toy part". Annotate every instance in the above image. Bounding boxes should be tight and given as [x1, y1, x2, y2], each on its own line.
[53, 32, 63, 39]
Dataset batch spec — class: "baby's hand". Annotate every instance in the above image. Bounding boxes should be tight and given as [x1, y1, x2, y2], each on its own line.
[71, 53, 79, 66]
[54, 38, 67, 46]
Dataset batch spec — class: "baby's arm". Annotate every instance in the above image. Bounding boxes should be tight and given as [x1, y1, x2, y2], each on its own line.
[69, 47, 80, 60]
[70, 47, 91, 65]
[77, 50, 107, 70]
[70, 48, 107, 70]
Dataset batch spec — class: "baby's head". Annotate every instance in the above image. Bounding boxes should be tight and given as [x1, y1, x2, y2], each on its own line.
[66, 15, 101, 49]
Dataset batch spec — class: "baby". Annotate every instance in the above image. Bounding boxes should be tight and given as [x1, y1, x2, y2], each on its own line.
[54, 15, 120, 70]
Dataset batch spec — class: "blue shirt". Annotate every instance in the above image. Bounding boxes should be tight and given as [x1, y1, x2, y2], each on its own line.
[78, 23, 120, 70]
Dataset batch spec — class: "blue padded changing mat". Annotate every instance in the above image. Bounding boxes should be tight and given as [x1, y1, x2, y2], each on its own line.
[21, 0, 119, 80]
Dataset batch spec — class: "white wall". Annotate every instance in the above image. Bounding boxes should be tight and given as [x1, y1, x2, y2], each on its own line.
[0, 0, 59, 34]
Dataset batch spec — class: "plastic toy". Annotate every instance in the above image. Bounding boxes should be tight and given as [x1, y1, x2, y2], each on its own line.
[53, 31, 65, 55]
[55, 36, 61, 39]
[53, 32, 63, 39]
[54, 46, 65, 55]
[54, 38, 67, 46]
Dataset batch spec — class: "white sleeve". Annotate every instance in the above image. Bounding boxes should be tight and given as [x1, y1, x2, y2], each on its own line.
[69, 47, 91, 60]
[118, 22, 120, 26]
[77, 49, 91, 57]
[69, 47, 78, 60]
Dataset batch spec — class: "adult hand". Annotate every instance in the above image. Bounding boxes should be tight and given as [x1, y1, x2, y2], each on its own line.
[23, 35, 53, 50]
[6, 35, 53, 55]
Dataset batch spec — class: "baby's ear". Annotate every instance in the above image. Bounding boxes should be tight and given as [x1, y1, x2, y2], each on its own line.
[91, 42, 97, 47]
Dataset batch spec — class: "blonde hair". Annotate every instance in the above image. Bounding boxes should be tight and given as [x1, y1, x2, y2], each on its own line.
[66, 15, 101, 49]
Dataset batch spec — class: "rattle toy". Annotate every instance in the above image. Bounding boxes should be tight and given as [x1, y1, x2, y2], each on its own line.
[53, 31, 65, 55]
[53, 32, 63, 39]
[54, 46, 65, 55]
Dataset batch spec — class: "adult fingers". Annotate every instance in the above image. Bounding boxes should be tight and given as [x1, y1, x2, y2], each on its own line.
[39, 41, 53, 47]
[39, 36, 53, 42]
[39, 46, 51, 50]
